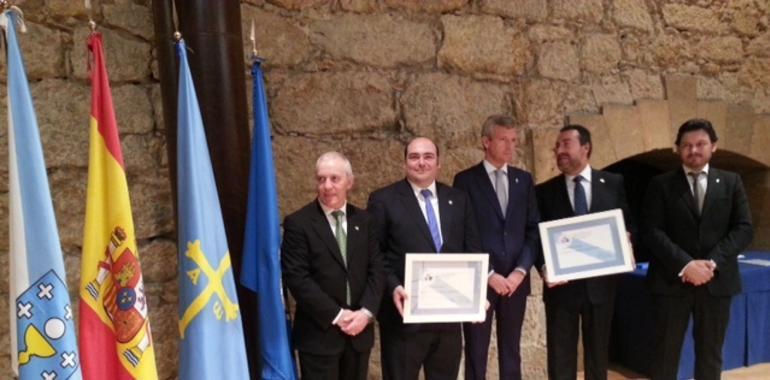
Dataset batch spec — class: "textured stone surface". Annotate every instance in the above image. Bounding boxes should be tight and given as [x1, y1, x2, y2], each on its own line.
[400, 73, 509, 147]
[665, 75, 698, 130]
[747, 32, 770, 57]
[567, 113, 617, 169]
[241, 6, 312, 67]
[72, 26, 152, 82]
[738, 58, 770, 88]
[127, 170, 175, 239]
[603, 104, 644, 161]
[612, 0, 654, 32]
[697, 36, 744, 63]
[271, 72, 396, 135]
[552, 0, 604, 23]
[339, 0, 378, 12]
[384, 0, 468, 13]
[662, 3, 727, 33]
[480, 0, 548, 21]
[122, 134, 164, 174]
[624, 69, 665, 100]
[50, 169, 88, 247]
[32, 80, 91, 168]
[538, 41, 580, 81]
[581, 34, 622, 74]
[267, 0, 331, 10]
[531, 128, 561, 183]
[139, 239, 178, 283]
[652, 33, 694, 68]
[515, 79, 568, 129]
[439, 15, 532, 78]
[16, 21, 66, 80]
[103, 2, 154, 40]
[637, 99, 674, 151]
[311, 14, 435, 68]
[591, 75, 633, 105]
[46, 0, 90, 20]
[528, 25, 573, 43]
[695, 100, 728, 146]
[113, 85, 155, 135]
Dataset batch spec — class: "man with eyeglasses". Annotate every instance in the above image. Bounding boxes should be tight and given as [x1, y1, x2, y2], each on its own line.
[642, 118, 753, 380]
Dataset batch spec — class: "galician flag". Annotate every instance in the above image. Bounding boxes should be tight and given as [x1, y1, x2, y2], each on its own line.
[78, 32, 158, 380]
[2, 9, 82, 380]
[175, 38, 250, 379]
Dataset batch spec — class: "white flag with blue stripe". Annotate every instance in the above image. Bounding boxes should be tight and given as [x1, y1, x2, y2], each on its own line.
[2, 9, 82, 380]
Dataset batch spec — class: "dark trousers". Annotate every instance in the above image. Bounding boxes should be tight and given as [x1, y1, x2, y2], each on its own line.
[298, 342, 370, 380]
[545, 295, 614, 380]
[464, 289, 527, 380]
[651, 288, 732, 380]
[380, 324, 462, 380]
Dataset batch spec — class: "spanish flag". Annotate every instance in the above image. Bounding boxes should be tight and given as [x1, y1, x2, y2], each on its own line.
[78, 32, 158, 380]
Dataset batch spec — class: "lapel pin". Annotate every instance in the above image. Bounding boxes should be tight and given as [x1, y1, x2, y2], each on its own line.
[515, 178, 519, 184]
[600, 178, 605, 183]
[448, 200, 453, 205]
[354, 225, 359, 231]
[716, 178, 720, 183]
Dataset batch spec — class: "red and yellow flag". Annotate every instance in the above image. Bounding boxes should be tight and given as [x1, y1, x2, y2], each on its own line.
[79, 32, 158, 380]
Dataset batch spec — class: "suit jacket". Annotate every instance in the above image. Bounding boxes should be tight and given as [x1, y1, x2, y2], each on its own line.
[453, 162, 540, 296]
[642, 167, 752, 296]
[536, 169, 632, 305]
[281, 200, 385, 355]
[367, 179, 482, 330]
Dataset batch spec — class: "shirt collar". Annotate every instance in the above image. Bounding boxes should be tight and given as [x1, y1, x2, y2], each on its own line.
[483, 160, 508, 175]
[565, 165, 592, 183]
[319, 200, 347, 217]
[683, 163, 710, 176]
[408, 180, 438, 200]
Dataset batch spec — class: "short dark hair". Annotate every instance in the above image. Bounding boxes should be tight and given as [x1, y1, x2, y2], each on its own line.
[403, 137, 440, 159]
[675, 118, 718, 146]
[560, 124, 592, 157]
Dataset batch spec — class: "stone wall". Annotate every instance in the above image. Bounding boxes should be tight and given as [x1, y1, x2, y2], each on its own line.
[0, 0, 769, 379]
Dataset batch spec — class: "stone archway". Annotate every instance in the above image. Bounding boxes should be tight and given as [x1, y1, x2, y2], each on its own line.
[531, 74, 770, 249]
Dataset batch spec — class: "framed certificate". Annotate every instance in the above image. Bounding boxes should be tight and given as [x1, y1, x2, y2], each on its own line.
[539, 208, 633, 283]
[403, 253, 488, 324]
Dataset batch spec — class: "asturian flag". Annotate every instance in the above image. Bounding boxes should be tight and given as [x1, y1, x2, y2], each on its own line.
[78, 32, 158, 380]
[2, 9, 82, 380]
[175, 38, 250, 379]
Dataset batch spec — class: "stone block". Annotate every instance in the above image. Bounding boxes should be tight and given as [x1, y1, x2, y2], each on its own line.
[602, 104, 643, 161]
[747, 32, 770, 57]
[439, 15, 532, 79]
[538, 41, 580, 81]
[750, 115, 770, 167]
[127, 169, 175, 239]
[591, 75, 633, 105]
[652, 33, 694, 68]
[384, 0, 468, 13]
[480, 0, 548, 21]
[137, 239, 178, 283]
[514, 79, 568, 128]
[662, 3, 727, 33]
[738, 58, 770, 89]
[13, 21, 66, 80]
[552, 0, 604, 23]
[311, 14, 435, 68]
[241, 6, 312, 67]
[401, 73, 509, 148]
[439, 146, 485, 185]
[72, 26, 152, 82]
[122, 134, 164, 174]
[624, 69, 664, 100]
[664, 75, 698, 132]
[266, 0, 331, 10]
[528, 25, 573, 43]
[612, 0, 653, 32]
[339, 0, 378, 12]
[697, 36, 744, 63]
[49, 169, 87, 247]
[146, 300, 180, 380]
[695, 100, 728, 146]
[113, 85, 155, 135]
[567, 113, 617, 169]
[581, 33, 622, 74]
[46, 0, 90, 20]
[271, 72, 395, 135]
[31, 79, 90, 168]
[103, 2, 154, 40]
[729, 0, 761, 36]
[531, 128, 561, 183]
[637, 99, 673, 151]
[723, 103, 755, 154]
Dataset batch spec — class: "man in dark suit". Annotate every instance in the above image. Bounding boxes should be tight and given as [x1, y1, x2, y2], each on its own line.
[281, 151, 384, 380]
[368, 137, 481, 380]
[536, 124, 632, 380]
[643, 119, 752, 380]
[453, 115, 539, 380]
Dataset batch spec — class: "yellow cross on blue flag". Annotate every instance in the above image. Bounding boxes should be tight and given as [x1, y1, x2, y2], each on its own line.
[175, 38, 249, 379]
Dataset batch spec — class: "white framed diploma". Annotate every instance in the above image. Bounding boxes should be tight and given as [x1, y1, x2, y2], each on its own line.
[403, 253, 489, 324]
[539, 208, 634, 283]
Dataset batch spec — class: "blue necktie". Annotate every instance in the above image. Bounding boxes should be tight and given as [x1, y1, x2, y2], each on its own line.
[421, 189, 443, 252]
[573, 176, 588, 215]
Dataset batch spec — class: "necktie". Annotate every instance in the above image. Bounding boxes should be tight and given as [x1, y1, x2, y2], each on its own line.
[573, 176, 588, 215]
[495, 169, 508, 215]
[689, 171, 703, 215]
[420, 189, 443, 253]
[332, 210, 350, 304]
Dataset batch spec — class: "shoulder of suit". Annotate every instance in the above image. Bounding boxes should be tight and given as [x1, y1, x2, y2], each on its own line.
[369, 179, 405, 199]
[592, 169, 622, 184]
[507, 166, 533, 181]
[284, 200, 320, 224]
[536, 174, 562, 190]
[454, 162, 483, 178]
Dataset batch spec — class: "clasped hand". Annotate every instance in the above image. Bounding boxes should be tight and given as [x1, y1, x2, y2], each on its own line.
[682, 260, 716, 286]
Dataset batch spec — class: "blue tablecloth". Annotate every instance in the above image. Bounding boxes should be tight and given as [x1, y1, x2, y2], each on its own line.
[611, 251, 770, 379]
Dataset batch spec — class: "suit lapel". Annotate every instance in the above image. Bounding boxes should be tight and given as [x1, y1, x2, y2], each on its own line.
[675, 169, 701, 219]
[345, 205, 363, 269]
[472, 163, 505, 220]
[590, 169, 606, 212]
[437, 184, 454, 252]
[310, 202, 347, 269]
[701, 168, 720, 217]
[554, 175, 574, 217]
[396, 180, 437, 251]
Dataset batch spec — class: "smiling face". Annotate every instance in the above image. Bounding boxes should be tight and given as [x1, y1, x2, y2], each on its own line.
[483, 126, 519, 168]
[405, 137, 440, 188]
[316, 157, 353, 210]
[554, 129, 589, 176]
[677, 129, 717, 171]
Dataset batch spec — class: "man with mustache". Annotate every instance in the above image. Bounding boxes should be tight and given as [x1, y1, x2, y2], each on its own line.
[643, 119, 752, 380]
[536, 124, 632, 380]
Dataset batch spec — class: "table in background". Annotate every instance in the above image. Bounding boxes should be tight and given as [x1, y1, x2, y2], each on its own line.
[610, 251, 770, 379]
